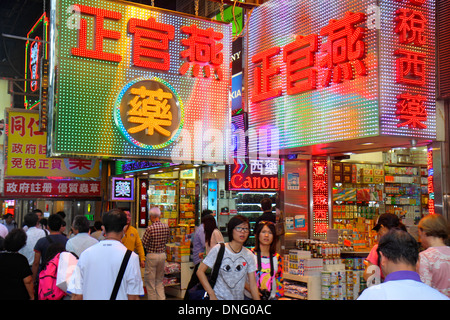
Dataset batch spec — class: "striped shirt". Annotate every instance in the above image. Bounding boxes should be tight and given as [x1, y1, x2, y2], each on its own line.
[142, 221, 170, 254]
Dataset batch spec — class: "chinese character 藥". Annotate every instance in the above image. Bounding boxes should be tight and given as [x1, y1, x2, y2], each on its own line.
[180, 25, 224, 80]
[127, 86, 173, 137]
[396, 93, 427, 129]
[319, 11, 367, 87]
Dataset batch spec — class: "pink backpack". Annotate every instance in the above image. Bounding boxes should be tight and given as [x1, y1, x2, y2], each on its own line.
[38, 253, 67, 300]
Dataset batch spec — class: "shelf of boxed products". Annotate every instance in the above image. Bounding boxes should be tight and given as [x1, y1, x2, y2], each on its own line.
[165, 240, 195, 299]
[235, 191, 277, 217]
[332, 162, 383, 238]
[384, 165, 422, 221]
[284, 242, 346, 300]
[284, 250, 322, 300]
[285, 240, 368, 300]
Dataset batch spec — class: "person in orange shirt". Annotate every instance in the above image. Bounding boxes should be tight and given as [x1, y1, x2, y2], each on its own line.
[122, 210, 146, 268]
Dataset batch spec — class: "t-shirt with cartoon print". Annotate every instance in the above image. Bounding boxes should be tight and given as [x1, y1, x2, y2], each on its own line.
[203, 243, 257, 300]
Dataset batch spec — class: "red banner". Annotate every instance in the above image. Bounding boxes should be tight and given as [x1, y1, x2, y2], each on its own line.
[3, 179, 101, 198]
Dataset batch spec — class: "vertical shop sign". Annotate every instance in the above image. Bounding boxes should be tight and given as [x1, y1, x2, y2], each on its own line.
[393, 0, 429, 129]
[139, 179, 148, 227]
[312, 160, 329, 237]
[427, 147, 435, 215]
[24, 13, 48, 109]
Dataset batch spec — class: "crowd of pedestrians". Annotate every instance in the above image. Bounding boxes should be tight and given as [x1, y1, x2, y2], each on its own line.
[0, 199, 449, 300]
[0, 207, 170, 300]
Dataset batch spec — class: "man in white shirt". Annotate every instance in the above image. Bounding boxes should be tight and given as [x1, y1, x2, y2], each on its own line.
[65, 215, 98, 258]
[18, 212, 46, 266]
[0, 222, 7, 239]
[68, 209, 144, 300]
[358, 229, 449, 300]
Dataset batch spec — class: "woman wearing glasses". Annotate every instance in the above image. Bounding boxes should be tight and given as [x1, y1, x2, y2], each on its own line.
[196, 215, 260, 300]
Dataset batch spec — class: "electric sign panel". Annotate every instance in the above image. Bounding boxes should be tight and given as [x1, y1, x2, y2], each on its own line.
[247, 0, 436, 153]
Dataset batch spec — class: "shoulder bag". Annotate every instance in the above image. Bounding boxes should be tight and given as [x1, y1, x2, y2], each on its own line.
[110, 249, 132, 300]
[187, 242, 225, 300]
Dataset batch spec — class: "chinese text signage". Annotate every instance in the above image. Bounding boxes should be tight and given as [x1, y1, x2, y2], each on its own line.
[49, 0, 232, 163]
[312, 160, 329, 237]
[4, 179, 101, 198]
[6, 110, 100, 178]
[247, 0, 436, 153]
[111, 177, 134, 201]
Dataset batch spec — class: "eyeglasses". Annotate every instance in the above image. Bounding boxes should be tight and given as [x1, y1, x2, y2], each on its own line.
[235, 226, 250, 233]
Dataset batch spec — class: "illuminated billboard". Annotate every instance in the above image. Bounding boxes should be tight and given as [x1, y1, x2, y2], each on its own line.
[48, 0, 232, 163]
[247, 0, 436, 152]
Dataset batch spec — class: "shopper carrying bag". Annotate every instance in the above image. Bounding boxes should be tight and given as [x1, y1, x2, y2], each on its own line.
[187, 243, 225, 300]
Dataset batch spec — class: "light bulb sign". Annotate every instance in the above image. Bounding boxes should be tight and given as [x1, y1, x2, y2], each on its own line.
[48, 0, 232, 163]
[111, 177, 134, 201]
[247, 0, 436, 152]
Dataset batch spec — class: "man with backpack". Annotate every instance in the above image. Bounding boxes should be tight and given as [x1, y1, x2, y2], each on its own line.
[32, 214, 67, 285]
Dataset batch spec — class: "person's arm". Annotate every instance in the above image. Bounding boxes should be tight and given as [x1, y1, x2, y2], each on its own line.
[128, 294, 140, 300]
[135, 233, 146, 268]
[23, 275, 34, 300]
[71, 294, 83, 300]
[247, 272, 261, 300]
[31, 251, 41, 282]
[196, 262, 217, 300]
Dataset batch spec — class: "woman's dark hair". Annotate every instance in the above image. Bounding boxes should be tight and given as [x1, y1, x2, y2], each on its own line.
[48, 214, 64, 232]
[254, 221, 277, 255]
[377, 229, 419, 267]
[202, 215, 218, 246]
[102, 208, 127, 233]
[4, 228, 27, 252]
[260, 198, 272, 212]
[227, 215, 249, 242]
[23, 212, 39, 228]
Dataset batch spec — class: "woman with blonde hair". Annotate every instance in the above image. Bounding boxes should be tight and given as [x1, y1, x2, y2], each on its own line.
[417, 214, 450, 297]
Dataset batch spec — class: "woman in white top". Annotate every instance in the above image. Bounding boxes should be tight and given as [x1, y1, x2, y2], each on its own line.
[203, 215, 224, 255]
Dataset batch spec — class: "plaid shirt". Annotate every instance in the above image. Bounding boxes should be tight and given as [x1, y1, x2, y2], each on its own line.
[142, 221, 170, 254]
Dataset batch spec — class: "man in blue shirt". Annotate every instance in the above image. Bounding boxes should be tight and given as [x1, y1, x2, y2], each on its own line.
[358, 229, 448, 300]
[184, 209, 212, 300]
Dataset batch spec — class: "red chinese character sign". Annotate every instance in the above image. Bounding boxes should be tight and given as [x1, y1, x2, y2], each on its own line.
[49, 0, 232, 163]
[380, 0, 435, 137]
[246, 0, 436, 154]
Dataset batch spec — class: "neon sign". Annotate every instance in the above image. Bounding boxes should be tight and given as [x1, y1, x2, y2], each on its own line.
[227, 113, 279, 191]
[427, 147, 435, 215]
[312, 160, 329, 237]
[111, 177, 134, 201]
[24, 13, 49, 109]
